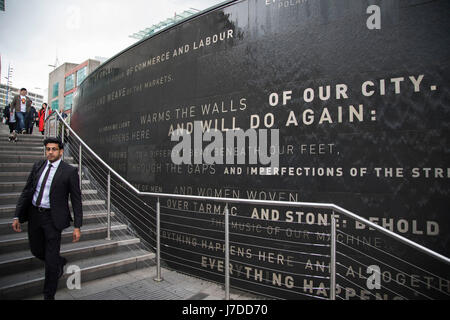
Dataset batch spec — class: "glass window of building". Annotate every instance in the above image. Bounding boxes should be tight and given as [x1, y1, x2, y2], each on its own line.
[65, 74, 75, 92]
[52, 83, 59, 98]
[64, 93, 73, 110]
[51, 100, 59, 111]
[76, 67, 87, 86]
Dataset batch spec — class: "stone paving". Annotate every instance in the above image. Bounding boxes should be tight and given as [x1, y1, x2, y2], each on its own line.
[27, 265, 264, 300]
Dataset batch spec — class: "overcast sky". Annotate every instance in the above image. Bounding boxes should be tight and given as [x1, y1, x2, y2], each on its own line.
[0, 0, 224, 101]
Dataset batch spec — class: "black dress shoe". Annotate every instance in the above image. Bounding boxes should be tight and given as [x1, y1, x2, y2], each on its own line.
[58, 257, 67, 279]
[44, 295, 55, 300]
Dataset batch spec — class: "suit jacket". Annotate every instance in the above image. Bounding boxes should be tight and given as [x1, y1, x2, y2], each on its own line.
[15, 160, 83, 231]
[11, 95, 33, 113]
[3, 105, 13, 124]
[26, 106, 37, 121]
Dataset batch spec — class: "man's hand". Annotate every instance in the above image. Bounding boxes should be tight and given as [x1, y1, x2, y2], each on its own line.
[12, 219, 22, 233]
[73, 228, 81, 243]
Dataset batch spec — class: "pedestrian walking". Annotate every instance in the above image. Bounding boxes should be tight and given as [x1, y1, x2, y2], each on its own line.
[26, 105, 38, 134]
[3, 104, 18, 142]
[38, 103, 50, 136]
[10, 88, 33, 135]
[12, 137, 83, 300]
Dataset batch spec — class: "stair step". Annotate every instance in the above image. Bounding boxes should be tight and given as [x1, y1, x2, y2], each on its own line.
[0, 146, 44, 152]
[0, 130, 153, 301]
[0, 172, 30, 182]
[0, 222, 128, 253]
[0, 205, 17, 218]
[0, 235, 141, 276]
[0, 141, 45, 147]
[0, 162, 78, 171]
[0, 180, 90, 193]
[0, 210, 115, 233]
[0, 249, 155, 300]
[0, 140, 44, 147]
[0, 172, 30, 176]
[0, 140, 44, 146]
[0, 155, 73, 163]
[78, 199, 106, 207]
[81, 189, 98, 195]
[0, 248, 154, 299]
[0, 182, 28, 193]
[0, 198, 103, 218]
[0, 163, 34, 171]
[0, 134, 44, 140]
[0, 150, 44, 156]
[0, 189, 98, 205]
[0, 165, 79, 179]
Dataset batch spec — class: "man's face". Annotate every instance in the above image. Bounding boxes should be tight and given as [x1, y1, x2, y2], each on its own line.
[20, 90, 27, 96]
[45, 143, 63, 163]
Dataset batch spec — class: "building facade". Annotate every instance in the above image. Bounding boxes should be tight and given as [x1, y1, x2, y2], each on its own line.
[48, 59, 100, 114]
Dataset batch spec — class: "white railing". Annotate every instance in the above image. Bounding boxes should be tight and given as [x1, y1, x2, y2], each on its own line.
[45, 111, 450, 300]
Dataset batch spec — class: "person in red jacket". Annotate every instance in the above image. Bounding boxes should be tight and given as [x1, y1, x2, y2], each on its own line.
[38, 103, 51, 136]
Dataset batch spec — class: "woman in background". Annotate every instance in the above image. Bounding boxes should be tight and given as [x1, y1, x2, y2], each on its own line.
[38, 103, 50, 135]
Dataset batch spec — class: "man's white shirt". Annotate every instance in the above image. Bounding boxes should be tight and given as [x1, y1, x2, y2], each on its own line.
[20, 95, 27, 112]
[32, 159, 62, 209]
[13, 159, 62, 221]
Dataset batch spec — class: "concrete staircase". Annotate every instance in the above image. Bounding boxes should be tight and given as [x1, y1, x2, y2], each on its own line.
[0, 127, 155, 299]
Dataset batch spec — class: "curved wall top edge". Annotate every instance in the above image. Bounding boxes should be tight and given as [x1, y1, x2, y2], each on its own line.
[78, 0, 237, 88]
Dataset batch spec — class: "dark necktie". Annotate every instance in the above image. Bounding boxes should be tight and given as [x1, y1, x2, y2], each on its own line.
[35, 164, 53, 208]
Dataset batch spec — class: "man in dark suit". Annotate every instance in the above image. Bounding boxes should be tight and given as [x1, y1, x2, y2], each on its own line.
[12, 137, 83, 300]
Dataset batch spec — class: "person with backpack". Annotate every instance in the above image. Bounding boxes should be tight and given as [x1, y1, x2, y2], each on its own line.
[3, 104, 18, 142]
[26, 105, 38, 134]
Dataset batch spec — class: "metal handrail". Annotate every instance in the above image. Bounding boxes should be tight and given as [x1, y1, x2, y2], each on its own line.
[44, 110, 450, 300]
[48, 110, 450, 266]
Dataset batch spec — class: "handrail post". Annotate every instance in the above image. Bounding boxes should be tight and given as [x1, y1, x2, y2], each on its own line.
[44, 112, 48, 140]
[44, 119, 47, 140]
[330, 211, 336, 300]
[61, 121, 65, 161]
[78, 144, 82, 191]
[106, 170, 111, 240]
[54, 115, 57, 137]
[225, 204, 230, 300]
[154, 197, 163, 282]
[44, 107, 49, 139]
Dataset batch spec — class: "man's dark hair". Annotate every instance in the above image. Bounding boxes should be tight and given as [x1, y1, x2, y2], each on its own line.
[20, 88, 27, 92]
[44, 138, 64, 149]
